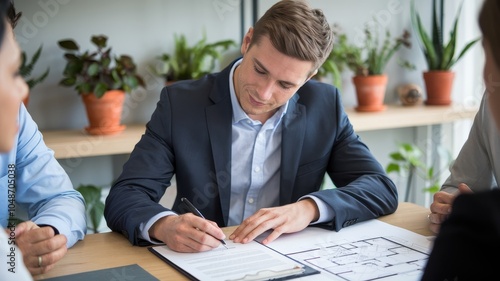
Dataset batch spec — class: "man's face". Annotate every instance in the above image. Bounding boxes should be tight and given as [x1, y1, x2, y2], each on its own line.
[484, 40, 500, 129]
[233, 29, 316, 123]
[0, 23, 28, 152]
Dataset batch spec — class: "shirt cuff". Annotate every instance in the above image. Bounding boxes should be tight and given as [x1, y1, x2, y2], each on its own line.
[299, 195, 335, 224]
[139, 211, 177, 244]
[37, 224, 60, 235]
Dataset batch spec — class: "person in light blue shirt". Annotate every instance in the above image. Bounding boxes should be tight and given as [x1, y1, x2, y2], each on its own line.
[0, 0, 32, 279]
[0, 1, 86, 277]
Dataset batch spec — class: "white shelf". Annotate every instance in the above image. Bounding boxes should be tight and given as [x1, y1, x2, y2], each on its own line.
[42, 104, 478, 159]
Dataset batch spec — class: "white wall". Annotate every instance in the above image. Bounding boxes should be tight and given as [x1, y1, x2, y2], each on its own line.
[14, 0, 483, 212]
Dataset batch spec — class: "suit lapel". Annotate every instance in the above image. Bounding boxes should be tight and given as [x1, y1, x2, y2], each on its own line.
[280, 95, 306, 204]
[206, 64, 234, 226]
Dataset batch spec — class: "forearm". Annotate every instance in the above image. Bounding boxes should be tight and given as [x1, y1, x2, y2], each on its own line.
[313, 174, 398, 231]
[105, 183, 172, 246]
[31, 195, 86, 247]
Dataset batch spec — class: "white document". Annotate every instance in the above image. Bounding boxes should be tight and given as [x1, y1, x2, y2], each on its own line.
[262, 219, 432, 281]
[150, 239, 316, 281]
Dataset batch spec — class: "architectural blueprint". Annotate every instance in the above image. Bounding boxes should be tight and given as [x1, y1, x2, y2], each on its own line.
[264, 219, 433, 281]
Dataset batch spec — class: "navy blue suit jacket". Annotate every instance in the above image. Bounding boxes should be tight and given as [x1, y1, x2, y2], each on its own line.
[104, 60, 398, 246]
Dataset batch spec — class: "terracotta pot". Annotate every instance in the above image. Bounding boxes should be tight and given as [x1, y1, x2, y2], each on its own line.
[423, 71, 455, 106]
[352, 74, 388, 112]
[81, 90, 126, 135]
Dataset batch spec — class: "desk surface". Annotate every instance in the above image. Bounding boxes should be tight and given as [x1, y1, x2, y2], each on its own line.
[35, 202, 432, 280]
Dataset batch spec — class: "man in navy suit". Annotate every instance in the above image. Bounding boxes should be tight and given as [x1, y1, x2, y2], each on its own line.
[104, 0, 398, 252]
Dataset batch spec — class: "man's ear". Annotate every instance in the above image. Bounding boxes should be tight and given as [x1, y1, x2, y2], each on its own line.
[241, 27, 253, 55]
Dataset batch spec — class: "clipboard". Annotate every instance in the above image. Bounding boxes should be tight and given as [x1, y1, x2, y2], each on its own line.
[148, 239, 320, 281]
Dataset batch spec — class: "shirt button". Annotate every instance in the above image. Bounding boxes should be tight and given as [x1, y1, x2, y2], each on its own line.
[248, 198, 254, 204]
[254, 166, 261, 172]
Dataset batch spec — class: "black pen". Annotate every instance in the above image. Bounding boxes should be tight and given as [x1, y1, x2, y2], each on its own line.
[180, 197, 227, 246]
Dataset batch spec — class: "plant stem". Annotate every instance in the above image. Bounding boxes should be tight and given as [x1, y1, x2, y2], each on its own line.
[405, 165, 416, 202]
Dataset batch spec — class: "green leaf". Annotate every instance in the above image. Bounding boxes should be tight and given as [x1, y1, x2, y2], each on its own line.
[87, 63, 100, 76]
[386, 163, 401, 174]
[59, 77, 76, 87]
[27, 68, 49, 89]
[411, 0, 478, 71]
[19, 45, 50, 89]
[151, 32, 235, 81]
[58, 34, 145, 95]
[76, 185, 101, 205]
[389, 152, 405, 161]
[94, 82, 108, 98]
[78, 83, 92, 94]
[58, 39, 79, 51]
[89, 201, 104, 233]
[452, 38, 480, 68]
[76, 184, 104, 233]
[91, 35, 108, 49]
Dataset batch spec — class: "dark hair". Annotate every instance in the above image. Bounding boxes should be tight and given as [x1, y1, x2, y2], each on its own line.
[0, 0, 9, 48]
[7, 0, 21, 28]
[250, 0, 334, 75]
[479, 0, 500, 68]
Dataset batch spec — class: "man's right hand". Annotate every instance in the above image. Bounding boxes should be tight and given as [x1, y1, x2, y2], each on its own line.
[148, 214, 226, 252]
[428, 183, 473, 233]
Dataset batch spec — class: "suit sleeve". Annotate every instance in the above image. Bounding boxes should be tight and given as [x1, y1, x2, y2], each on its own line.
[307, 86, 398, 231]
[104, 88, 176, 246]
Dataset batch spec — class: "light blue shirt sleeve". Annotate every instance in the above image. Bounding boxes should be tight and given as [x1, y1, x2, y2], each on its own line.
[139, 211, 177, 244]
[0, 105, 87, 247]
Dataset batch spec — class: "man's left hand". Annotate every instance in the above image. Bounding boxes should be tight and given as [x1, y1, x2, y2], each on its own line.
[15, 221, 68, 275]
[229, 199, 319, 245]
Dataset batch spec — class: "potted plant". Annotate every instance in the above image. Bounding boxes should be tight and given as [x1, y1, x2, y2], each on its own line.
[386, 143, 451, 202]
[339, 25, 413, 112]
[20, 45, 50, 106]
[58, 35, 145, 135]
[314, 26, 348, 90]
[411, 0, 480, 105]
[151, 32, 235, 84]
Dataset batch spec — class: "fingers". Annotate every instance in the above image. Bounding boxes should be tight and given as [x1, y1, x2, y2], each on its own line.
[230, 209, 277, 244]
[150, 214, 225, 253]
[428, 184, 473, 234]
[16, 230, 67, 276]
[14, 220, 38, 236]
[230, 201, 315, 245]
[429, 221, 440, 234]
[458, 183, 473, 194]
[429, 191, 454, 215]
[25, 240, 68, 275]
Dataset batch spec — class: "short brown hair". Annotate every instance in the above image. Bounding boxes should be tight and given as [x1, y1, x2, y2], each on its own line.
[250, 0, 334, 74]
[479, 0, 500, 68]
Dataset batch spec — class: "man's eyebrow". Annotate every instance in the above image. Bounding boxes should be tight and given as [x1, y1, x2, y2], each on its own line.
[253, 58, 298, 88]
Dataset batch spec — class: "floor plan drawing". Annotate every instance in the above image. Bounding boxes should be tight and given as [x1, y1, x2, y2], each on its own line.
[286, 236, 428, 281]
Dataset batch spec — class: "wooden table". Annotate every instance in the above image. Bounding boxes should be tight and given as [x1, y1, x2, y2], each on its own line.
[34, 202, 432, 280]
